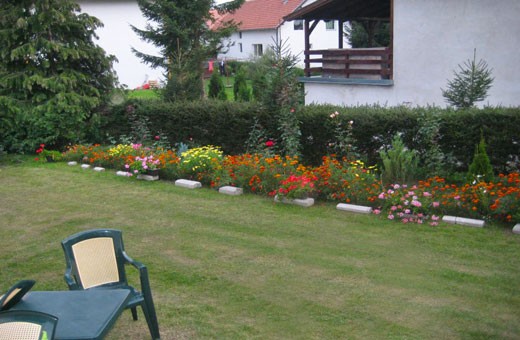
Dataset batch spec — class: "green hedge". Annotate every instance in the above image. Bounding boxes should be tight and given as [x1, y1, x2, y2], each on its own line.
[99, 100, 520, 172]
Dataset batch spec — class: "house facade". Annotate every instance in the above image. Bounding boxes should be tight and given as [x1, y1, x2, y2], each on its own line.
[286, 0, 520, 107]
[77, 0, 163, 89]
[215, 0, 340, 66]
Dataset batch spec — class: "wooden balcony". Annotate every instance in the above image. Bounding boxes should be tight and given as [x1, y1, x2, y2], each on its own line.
[304, 47, 392, 80]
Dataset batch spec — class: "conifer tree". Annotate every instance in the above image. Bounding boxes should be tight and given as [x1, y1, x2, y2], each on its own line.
[208, 71, 227, 100]
[0, 0, 117, 152]
[233, 67, 250, 102]
[442, 49, 494, 109]
[467, 134, 494, 182]
[132, 0, 244, 101]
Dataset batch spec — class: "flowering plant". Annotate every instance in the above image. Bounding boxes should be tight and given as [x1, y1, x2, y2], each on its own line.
[272, 174, 316, 200]
[376, 183, 441, 225]
[35, 144, 62, 161]
[179, 145, 223, 183]
[127, 154, 161, 175]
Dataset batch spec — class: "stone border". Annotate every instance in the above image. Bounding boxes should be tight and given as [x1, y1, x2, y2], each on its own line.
[442, 216, 485, 228]
[336, 203, 372, 214]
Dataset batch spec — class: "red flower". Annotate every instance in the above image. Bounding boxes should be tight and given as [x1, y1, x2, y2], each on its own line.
[154, 135, 160, 140]
[265, 140, 275, 148]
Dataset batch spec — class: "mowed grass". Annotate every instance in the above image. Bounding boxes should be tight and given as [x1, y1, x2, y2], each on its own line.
[1, 160, 519, 339]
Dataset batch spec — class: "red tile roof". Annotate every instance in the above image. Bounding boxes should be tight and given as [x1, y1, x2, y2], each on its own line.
[214, 0, 306, 31]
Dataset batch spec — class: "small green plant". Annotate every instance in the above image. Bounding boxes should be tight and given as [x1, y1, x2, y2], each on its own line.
[327, 111, 358, 160]
[380, 134, 419, 185]
[441, 49, 494, 108]
[467, 134, 494, 183]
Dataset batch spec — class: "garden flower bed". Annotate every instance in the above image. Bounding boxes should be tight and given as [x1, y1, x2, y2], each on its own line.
[59, 144, 520, 225]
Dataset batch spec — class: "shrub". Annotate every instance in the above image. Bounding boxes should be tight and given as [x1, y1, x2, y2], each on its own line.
[380, 134, 419, 185]
[208, 71, 227, 100]
[467, 134, 494, 183]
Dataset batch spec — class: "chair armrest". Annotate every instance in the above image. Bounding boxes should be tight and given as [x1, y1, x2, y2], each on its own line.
[122, 251, 157, 309]
[63, 267, 80, 290]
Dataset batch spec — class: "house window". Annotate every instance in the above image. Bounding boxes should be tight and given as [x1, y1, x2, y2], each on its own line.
[239, 43, 243, 53]
[325, 20, 335, 30]
[253, 44, 263, 57]
[294, 20, 303, 30]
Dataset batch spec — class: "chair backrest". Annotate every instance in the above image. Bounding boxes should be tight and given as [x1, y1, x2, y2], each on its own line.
[0, 310, 57, 340]
[0, 280, 36, 311]
[61, 229, 128, 289]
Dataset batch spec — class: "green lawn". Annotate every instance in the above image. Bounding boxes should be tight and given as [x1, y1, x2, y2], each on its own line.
[1, 160, 519, 339]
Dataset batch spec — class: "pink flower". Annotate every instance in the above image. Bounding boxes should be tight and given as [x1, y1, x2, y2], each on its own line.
[378, 192, 385, 199]
[125, 164, 130, 169]
[454, 195, 460, 200]
[373, 209, 381, 215]
[388, 214, 395, 220]
[154, 135, 160, 140]
[432, 201, 440, 208]
[411, 200, 422, 207]
[423, 192, 432, 197]
[390, 206, 398, 211]
[430, 222, 439, 226]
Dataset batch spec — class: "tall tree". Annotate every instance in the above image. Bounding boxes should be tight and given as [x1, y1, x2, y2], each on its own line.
[132, 0, 244, 101]
[0, 0, 117, 152]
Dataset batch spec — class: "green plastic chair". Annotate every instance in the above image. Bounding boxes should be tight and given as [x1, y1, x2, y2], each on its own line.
[61, 229, 160, 340]
[0, 310, 57, 340]
[0, 280, 36, 312]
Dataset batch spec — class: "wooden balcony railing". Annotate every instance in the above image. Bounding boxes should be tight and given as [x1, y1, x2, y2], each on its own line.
[304, 47, 393, 80]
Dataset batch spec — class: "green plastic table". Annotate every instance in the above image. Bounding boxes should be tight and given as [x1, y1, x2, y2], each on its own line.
[11, 289, 131, 340]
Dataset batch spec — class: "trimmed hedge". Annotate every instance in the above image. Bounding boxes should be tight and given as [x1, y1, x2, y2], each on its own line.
[99, 99, 520, 172]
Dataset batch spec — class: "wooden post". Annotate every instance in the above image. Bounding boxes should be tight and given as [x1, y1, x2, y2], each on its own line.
[304, 20, 310, 76]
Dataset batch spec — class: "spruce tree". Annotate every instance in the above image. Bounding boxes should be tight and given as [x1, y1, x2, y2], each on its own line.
[442, 49, 494, 109]
[132, 0, 244, 101]
[0, 0, 117, 152]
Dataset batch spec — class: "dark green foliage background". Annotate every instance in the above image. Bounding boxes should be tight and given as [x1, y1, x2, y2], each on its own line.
[99, 100, 519, 172]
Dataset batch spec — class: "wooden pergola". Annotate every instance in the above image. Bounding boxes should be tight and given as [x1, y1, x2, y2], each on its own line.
[285, 0, 393, 79]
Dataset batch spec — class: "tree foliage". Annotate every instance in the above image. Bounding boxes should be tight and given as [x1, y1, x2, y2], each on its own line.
[132, 0, 244, 101]
[442, 49, 494, 109]
[344, 20, 390, 48]
[0, 0, 117, 152]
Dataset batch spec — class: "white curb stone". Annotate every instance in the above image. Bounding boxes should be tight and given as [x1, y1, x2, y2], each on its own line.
[67, 161, 77, 166]
[336, 203, 373, 214]
[219, 186, 243, 196]
[175, 179, 202, 189]
[93, 167, 105, 172]
[81, 164, 90, 169]
[116, 171, 131, 177]
[442, 215, 485, 228]
[512, 224, 520, 235]
[137, 174, 159, 181]
[274, 195, 314, 207]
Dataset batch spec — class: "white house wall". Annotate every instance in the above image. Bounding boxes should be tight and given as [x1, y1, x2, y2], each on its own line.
[306, 0, 520, 107]
[220, 29, 280, 62]
[77, 0, 163, 89]
[219, 21, 340, 67]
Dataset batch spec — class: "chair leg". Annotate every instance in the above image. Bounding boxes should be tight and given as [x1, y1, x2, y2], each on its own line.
[131, 306, 138, 321]
[141, 302, 160, 340]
